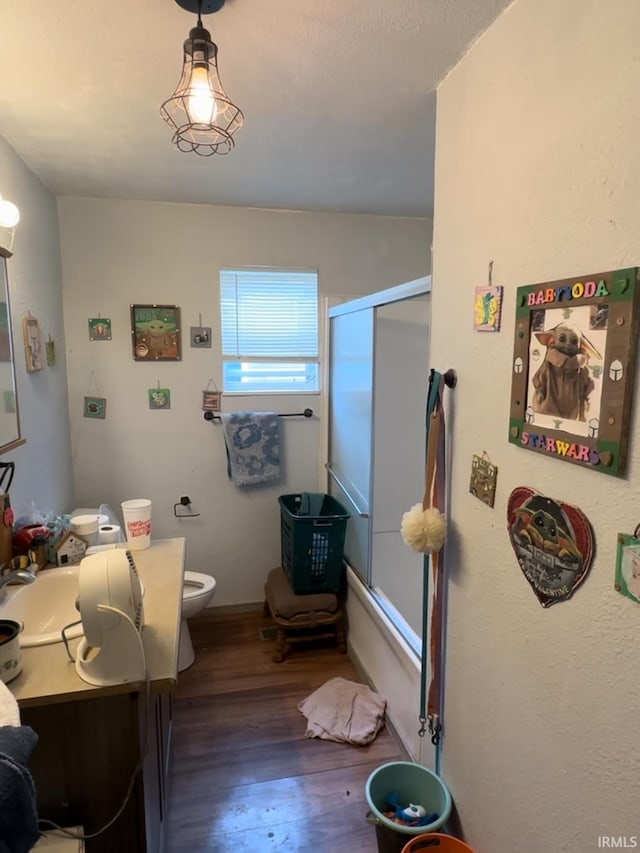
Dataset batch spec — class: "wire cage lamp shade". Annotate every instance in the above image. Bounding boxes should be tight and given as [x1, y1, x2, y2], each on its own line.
[160, 0, 243, 156]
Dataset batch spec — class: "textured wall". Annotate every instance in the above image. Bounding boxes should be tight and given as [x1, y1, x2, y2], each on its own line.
[0, 137, 74, 521]
[431, 0, 640, 850]
[57, 198, 430, 606]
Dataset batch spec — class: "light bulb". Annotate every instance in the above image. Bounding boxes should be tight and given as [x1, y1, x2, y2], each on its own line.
[0, 199, 20, 229]
[187, 65, 217, 125]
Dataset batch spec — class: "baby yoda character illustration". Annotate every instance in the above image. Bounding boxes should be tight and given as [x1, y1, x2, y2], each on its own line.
[531, 322, 601, 422]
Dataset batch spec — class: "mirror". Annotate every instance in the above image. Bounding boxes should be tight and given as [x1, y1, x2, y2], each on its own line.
[0, 248, 24, 453]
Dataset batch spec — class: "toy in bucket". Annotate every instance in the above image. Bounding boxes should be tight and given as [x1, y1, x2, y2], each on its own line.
[365, 761, 452, 853]
[401, 834, 476, 853]
[201, 379, 222, 413]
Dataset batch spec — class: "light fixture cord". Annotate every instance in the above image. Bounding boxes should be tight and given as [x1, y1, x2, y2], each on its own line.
[197, 0, 203, 26]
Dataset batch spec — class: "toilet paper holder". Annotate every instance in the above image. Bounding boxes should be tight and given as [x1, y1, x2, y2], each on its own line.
[173, 496, 200, 518]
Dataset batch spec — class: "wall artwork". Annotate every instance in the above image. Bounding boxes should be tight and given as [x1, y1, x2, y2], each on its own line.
[190, 326, 212, 348]
[202, 380, 222, 412]
[474, 285, 503, 331]
[148, 387, 171, 410]
[88, 318, 112, 341]
[507, 486, 595, 608]
[46, 336, 55, 367]
[508, 268, 640, 476]
[469, 452, 498, 507]
[83, 396, 107, 419]
[131, 305, 181, 361]
[614, 531, 640, 606]
[22, 314, 43, 372]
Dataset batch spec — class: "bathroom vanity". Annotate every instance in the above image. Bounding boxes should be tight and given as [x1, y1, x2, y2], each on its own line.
[10, 538, 185, 853]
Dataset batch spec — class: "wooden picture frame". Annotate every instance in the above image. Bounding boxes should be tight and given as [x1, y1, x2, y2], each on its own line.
[130, 305, 181, 361]
[23, 314, 43, 372]
[508, 267, 640, 476]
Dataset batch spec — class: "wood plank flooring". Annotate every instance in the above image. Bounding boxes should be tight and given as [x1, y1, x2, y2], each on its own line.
[165, 609, 402, 852]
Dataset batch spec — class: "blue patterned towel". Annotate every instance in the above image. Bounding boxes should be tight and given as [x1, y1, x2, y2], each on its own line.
[220, 412, 280, 486]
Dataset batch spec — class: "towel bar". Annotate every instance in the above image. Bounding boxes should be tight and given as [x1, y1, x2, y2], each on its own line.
[204, 408, 313, 422]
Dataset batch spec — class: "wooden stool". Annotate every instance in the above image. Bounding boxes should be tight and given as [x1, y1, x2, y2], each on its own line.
[264, 566, 346, 662]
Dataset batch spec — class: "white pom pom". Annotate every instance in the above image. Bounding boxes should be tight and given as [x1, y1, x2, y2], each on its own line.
[401, 504, 446, 554]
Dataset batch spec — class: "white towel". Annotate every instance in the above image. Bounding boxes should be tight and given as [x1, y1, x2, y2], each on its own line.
[298, 677, 387, 745]
[0, 680, 19, 727]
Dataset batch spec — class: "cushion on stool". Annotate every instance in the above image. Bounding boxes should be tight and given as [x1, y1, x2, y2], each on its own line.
[266, 567, 338, 620]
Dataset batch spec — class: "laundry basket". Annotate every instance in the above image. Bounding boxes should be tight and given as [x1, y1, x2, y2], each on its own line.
[365, 761, 452, 853]
[278, 493, 349, 594]
[401, 833, 476, 853]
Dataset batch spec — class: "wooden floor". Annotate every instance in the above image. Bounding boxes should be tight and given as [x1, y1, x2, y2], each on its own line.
[164, 609, 402, 852]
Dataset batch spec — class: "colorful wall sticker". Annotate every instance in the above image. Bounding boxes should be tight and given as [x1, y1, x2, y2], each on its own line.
[469, 452, 498, 507]
[474, 285, 503, 331]
[615, 529, 640, 605]
[508, 268, 640, 476]
[507, 486, 595, 608]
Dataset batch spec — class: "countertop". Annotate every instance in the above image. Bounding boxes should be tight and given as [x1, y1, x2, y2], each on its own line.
[9, 537, 185, 709]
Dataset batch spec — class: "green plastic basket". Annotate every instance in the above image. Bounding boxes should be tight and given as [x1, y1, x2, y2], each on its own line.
[278, 493, 349, 594]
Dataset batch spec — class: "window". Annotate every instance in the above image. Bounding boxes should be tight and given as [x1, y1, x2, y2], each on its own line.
[220, 268, 319, 393]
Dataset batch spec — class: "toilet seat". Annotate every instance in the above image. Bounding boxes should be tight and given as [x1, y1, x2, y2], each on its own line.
[183, 571, 216, 600]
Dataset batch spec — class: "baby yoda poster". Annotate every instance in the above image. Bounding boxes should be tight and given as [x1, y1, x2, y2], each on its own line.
[527, 304, 606, 437]
[508, 268, 640, 476]
[131, 304, 181, 361]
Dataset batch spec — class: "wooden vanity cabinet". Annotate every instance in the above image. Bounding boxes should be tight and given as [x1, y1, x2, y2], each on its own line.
[22, 687, 173, 853]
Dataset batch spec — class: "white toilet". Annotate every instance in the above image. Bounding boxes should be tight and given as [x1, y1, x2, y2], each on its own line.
[179, 571, 216, 671]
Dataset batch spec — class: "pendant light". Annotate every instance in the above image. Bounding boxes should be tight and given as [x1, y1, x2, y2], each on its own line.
[160, 0, 243, 156]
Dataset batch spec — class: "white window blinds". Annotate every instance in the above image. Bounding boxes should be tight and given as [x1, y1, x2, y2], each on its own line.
[220, 269, 319, 359]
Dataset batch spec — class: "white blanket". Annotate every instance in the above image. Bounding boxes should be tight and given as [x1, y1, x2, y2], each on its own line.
[298, 677, 387, 745]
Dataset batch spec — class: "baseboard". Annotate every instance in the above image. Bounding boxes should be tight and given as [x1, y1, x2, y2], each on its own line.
[347, 640, 411, 761]
[203, 601, 264, 615]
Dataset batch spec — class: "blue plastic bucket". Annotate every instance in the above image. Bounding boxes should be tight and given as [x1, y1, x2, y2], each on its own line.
[365, 761, 452, 853]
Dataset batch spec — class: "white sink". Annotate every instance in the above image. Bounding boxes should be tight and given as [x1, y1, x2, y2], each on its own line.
[0, 567, 85, 648]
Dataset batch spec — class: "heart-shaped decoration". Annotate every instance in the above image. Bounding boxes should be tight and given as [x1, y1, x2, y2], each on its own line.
[507, 486, 595, 608]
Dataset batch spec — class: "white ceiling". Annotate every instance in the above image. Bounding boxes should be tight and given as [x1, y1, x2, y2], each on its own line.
[0, 0, 512, 217]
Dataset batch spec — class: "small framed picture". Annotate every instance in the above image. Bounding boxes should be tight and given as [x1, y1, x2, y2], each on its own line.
[23, 315, 43, 372]
[202, 389, 222, 412]
[84, 396, 106, 419]
[615, 533, 640, 605]
[46, 337, 56, 366]
[474, 285, 503, 331]
[89, 318, 112, 341]
[148, 388, 171, 410]
[131, 305, 181, 361]
[190, 326, 212, 348]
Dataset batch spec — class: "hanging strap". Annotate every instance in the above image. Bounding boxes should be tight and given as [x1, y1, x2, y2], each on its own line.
[418, 370, 448, 756]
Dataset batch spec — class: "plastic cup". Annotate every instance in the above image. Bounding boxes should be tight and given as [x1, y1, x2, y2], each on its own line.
[121, 499, 152, 550]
